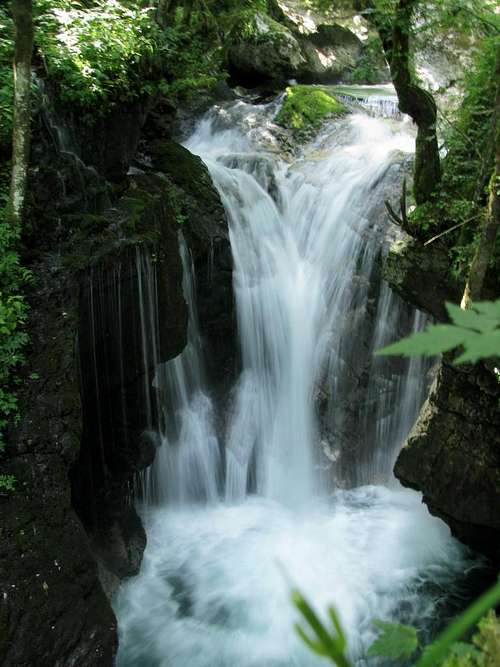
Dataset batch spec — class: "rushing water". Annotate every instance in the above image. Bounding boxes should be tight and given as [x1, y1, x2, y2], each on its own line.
[115, 91, 474, 666]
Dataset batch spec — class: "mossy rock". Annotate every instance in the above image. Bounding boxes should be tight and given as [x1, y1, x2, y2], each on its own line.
[228, 12, 305, 83]
[275, 85, 347, 135]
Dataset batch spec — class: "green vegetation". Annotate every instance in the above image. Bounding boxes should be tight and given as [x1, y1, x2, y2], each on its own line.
[367, 620, 419, 661]
[378, 300, 500, 364]
[404, 34, 499, 279]
[292, 589, 351, 667]
[294, 578, 500, 667]
[275, 85, 347, 134]
[348, 36, 386, 84]
[32, 0, 224, 108]
[0, 4, 29, 490]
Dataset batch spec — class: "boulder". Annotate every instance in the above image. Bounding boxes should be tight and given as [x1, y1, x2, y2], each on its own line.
[382, 234, 463, 321]
[227, 11, 366, 86]
[0, 81, 234, 666]
[228, 12, 306, 84]
[395, 360, 500, 560]
[297, 24, 364, 83]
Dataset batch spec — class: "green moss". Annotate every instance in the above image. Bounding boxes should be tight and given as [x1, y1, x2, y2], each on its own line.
[275, 85, 347, 133]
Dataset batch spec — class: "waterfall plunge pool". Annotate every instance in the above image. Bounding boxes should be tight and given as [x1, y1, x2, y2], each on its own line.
[115, 489, 475, 666]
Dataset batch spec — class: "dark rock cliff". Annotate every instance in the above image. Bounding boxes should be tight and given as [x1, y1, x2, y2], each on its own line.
[383, 232, 500, 560]
[395, 360, 500, 559]
[0, 86, 234, 665]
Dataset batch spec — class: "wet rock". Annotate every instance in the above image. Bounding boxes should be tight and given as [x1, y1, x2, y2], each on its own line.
[395, 360, 500, 560]
[297, 24, 364, 83]
[227, 7, 366, 87]
[382, 234, 463, 321]
[383, 219, 500, 560]
[0, 262, 117, 667]
[2, 78, 234, 665]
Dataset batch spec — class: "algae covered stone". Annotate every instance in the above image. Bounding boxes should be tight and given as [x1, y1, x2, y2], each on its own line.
[275, 84, 347, 134]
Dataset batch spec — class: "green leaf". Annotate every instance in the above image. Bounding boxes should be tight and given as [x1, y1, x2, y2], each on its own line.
[377, 300, 500, 363]
[447, 641, 482, 658]
[454, 329, 500, 363]
[376, 324, 473, 357]
[367, 620, 419, 660]
[446, 302, 500, 333]
[292, 589, 353, 667]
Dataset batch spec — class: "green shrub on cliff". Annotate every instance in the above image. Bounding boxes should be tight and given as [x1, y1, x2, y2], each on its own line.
[0, 8, 14, 148]
[32, 0, 224, 108]
[276, 85, 347, 134]
[34, 0, 164, 105]
[0, 5, 29, 490]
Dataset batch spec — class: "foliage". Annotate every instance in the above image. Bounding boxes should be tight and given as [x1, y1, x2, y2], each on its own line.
[377, 300, 500, 364]
[295, 579, 500, 666]
[441, 613, 500, 667]
[0, 197, 29, 489]
[292, 589, 352, 667]
[32, 0, 224, 108]
[367, 620, 419, 660]
[276, 85, 347, 134]
[0, 5, 30, 491]
[413, 580, 500, 667]
[382, 6, 499, 288]
[34, 0, 160, 104]
[0, 474, 15, 491]
[0, 7, 14, 149]
[347, 36, 387, 84]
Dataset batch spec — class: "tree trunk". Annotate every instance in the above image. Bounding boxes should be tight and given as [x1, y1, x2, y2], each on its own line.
[357, 0, 441, 204]
[461, 46, 500, 309]
[8, 0, 33, 228]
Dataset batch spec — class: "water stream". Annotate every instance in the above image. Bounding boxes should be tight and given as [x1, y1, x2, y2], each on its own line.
[115, 92, 475, 666]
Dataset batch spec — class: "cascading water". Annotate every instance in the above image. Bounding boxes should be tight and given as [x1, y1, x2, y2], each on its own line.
[141, 235, 221, 506]
[115, 90, 476, 666]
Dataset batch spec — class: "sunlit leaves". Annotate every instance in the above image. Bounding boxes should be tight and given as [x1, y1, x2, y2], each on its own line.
[377, 300, 500, 363]
[367, 620, 419, 660]
[34, 0, 164, 104]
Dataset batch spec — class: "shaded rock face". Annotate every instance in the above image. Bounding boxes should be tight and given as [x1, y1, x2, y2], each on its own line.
[298, 24, 363, 83]
[1, 83, 234, 665]
[382, 235, 463, 321]
[382, 232, 500, 560]
[395, 361, 500, 560]
[0, 261, 117, 667]
[227, 9, 367, 86]
[228, 12, 307, 86]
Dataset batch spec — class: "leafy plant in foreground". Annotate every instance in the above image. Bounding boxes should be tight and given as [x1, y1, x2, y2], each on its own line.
[294, 580, 500, 666]
[292, 589, 352, 667]
[376, 300, 500, 364]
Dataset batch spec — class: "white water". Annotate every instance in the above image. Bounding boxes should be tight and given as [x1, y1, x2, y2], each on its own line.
[115, 95, 474, 666]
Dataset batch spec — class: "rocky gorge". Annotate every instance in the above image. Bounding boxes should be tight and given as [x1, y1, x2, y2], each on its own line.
[0, 1, 499, 665]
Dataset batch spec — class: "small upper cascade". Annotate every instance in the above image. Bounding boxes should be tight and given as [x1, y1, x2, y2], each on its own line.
[333, 84, 404, 119]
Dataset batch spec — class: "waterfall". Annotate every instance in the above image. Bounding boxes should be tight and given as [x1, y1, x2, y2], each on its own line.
[115, 93, 475, 667]
[141, 235, 220, 505]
